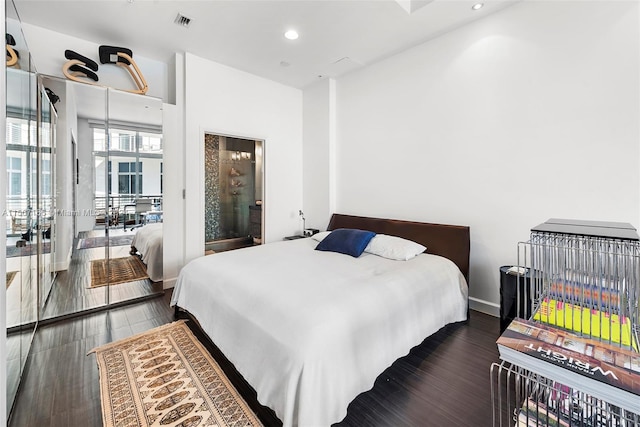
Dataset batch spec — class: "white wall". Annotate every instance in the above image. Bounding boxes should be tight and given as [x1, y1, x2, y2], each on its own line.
[302, 78, 336, 232]
[332, 1, 639, 314]
[76, 118, 95, 232]
[183, 53, 303, 264]
[162, 103, 181, 288]
[46, 76, 74, 271]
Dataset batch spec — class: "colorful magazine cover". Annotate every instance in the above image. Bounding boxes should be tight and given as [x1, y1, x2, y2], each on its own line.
[547, 280, 622, 308]
[517, 398, 570, 427]
[532, 297, 638, 351]
[497, 318, 640, 396]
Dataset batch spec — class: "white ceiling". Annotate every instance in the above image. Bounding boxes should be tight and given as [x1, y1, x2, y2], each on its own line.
[13, 0, 520, 89]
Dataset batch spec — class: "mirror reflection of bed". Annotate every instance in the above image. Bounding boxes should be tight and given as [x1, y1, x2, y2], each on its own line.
[129, 221, 163, 282]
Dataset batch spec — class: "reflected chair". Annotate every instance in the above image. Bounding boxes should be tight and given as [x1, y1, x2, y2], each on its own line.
[6, 33, 18, 68]
[98, 45, 148, 95]
[62, 49, 100, 85]
[128, 198, 153, 231]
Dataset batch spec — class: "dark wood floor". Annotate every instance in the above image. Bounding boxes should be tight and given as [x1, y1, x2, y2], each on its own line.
[338, 310, 500, 427]
[8, 290, 176, 426]
[6, 228, 165, 416]
[41, 228, 164, 320]
[9, 293, 502, 427]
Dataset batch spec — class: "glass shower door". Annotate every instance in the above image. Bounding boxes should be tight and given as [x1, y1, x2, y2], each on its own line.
[204, 134, 263, 253]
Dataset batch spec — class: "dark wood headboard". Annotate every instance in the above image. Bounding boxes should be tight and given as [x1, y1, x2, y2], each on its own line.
[327, 214, 470, 283]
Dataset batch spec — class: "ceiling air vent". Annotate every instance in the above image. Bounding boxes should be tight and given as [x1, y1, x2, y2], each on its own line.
[174, 13, 192, 28]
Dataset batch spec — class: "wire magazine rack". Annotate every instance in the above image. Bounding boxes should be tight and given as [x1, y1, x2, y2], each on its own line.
[491, 361, 640, 426]
[492, 219, 640, 427]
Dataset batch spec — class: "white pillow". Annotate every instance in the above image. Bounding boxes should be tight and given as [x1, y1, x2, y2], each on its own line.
[310, 231, 331, 242]
[364, 234, 426, 261]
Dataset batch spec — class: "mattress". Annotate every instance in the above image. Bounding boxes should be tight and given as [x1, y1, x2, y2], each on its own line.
[131, 222, 163, 281]
[171, 238, 468, 426]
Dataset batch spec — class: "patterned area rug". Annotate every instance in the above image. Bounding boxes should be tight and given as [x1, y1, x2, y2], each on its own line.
[90, 256, 149, 288]
[89, 320, 263, 427]
[6, 271, 17, 289]
[6, 241, 50, 258]
[77, 235, 134, 250]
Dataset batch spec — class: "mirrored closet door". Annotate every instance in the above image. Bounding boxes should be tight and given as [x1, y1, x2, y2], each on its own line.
[105, 87, 164, 305]
[5, 4, 164, 414]
[38, 77, 110, 318]
[36, 77, 164, 320]
[37, 79, 57, 313]
[5, 0, 38, 412]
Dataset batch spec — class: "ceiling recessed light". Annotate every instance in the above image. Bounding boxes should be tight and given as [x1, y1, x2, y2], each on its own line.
[472, 3, 484, 10]
[284, 30, 299, 40]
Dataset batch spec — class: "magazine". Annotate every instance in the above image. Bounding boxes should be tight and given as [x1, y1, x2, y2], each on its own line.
[517, 397, 570, 427]
[497, 318, 640, 415]
[546, 280, 621, 308]
[532, 297, 638, 351]
[518, 390, 624, 427]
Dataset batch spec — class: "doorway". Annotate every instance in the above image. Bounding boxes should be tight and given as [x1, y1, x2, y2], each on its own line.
[204, 133, 264, 254]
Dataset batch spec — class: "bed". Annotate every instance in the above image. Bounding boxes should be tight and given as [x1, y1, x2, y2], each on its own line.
[171, 213, 470, 426]
[130, 222, 163, 281]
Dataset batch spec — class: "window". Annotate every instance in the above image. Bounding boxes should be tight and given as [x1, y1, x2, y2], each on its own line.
[140, 132, 162, 154]
[6, 157, 22, 196]
[91, 127, 161, 199]
[6, 119, 29, 146]
[118, 162, 143, 195]
[160, 162, 163, 194]
[41, 158, 51, 196]
[29, 157, 50, 196]
[93, 128, 106, 152]
[110, 130, 136, 152]
[108, 161, 112, 194]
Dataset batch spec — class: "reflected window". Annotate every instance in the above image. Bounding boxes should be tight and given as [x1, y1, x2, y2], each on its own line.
[110, 130, 136, 152]
[118, 162, 143, 195]
[108, 160, 112, 194]
[92, 125, 162, 213]
[42, 159, 51, 196]
[140, 132, 162, 154]
[6, 118, 29, 146]
[7, 157, 22, 196]
[93, 128, 106, 152]
[30, 158, 51, 196]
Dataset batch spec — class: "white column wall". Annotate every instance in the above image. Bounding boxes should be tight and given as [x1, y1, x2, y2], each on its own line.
[76, 118, 95, 232]
[41, 77, 74, 271]
[162, 102, 181, 288]
[302, 78, 336, 232]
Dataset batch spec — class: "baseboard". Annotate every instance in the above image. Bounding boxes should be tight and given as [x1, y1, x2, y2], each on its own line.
[469, 297, 499, 317]
[163, 277, 176, 290]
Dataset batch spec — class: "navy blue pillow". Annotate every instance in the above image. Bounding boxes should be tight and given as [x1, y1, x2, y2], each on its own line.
[315, 228, 376, 257]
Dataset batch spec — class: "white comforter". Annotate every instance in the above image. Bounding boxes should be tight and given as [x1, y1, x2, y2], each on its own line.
[131, 223, 163, 281]
[171, 238, 468, 427]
